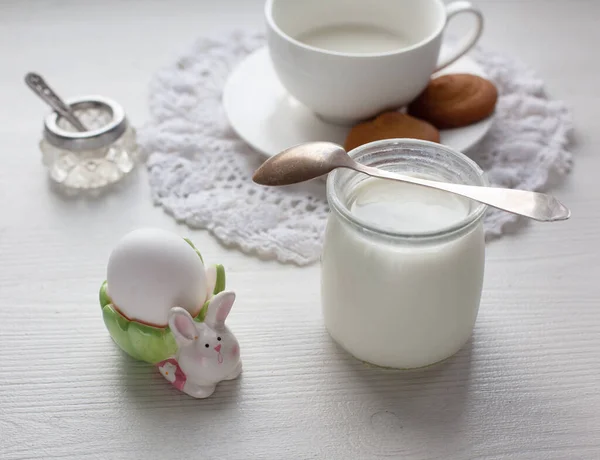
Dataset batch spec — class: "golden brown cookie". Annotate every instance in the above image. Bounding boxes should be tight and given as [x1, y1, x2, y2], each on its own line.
[407, 74, 498, 129]
[344, 112, 440, 151]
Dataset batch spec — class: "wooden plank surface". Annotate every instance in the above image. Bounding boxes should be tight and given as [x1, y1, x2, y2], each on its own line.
[0, 0, 599, 458]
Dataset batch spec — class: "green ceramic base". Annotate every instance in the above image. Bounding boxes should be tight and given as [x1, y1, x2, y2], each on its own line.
[99, 239, 226, 364]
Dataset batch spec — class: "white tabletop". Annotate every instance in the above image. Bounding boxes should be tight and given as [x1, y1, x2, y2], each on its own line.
[1, 1, 598, 459]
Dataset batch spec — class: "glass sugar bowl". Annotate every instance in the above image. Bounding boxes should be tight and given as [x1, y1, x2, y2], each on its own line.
[321, 139, 487, 370]
[39, 95, 138, 191]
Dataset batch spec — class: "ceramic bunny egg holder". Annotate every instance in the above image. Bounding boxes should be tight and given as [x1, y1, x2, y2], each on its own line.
[159, 292, 242, 398]
[99, 227, 242, 398]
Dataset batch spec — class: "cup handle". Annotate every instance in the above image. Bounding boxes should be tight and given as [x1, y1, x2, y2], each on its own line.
[435, 1, 484, 72]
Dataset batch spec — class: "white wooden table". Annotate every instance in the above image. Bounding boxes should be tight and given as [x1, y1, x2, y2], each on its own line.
[1, 1, 598, 458]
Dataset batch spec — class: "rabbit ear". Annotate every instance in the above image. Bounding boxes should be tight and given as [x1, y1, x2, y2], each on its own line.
[205, 291, 236, 327]
[168, 307, 198, 345]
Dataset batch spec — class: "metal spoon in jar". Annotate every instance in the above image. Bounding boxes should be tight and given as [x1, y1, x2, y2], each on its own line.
[25, 72, 88, 132]
[252, 141, 571, 222]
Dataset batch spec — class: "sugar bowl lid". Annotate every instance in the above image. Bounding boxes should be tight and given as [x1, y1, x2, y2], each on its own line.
[43, 95, 128, 152]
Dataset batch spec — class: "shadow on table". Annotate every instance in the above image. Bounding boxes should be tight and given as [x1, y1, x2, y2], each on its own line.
[320, 333, 475, 456]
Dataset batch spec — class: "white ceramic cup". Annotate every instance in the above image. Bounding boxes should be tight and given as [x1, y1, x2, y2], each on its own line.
[265, 0, 484, 125]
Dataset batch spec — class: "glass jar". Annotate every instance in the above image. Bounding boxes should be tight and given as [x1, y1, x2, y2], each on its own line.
[321, 139, 487, 369]
[40, 95, 138, 192]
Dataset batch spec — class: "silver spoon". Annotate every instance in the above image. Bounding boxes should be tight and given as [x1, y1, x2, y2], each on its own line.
[252, 142, 571, 222]
[25, 72, 87, 132]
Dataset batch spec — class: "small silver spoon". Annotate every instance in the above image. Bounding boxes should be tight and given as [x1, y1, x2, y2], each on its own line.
[252, 142, 571, 222]
[25, 72, 87, 132]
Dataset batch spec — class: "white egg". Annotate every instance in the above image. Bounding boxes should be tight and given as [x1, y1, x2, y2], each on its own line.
[106, 228, 208, 327]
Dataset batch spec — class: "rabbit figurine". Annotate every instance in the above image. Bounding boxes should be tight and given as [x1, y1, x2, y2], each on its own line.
[157, 290, 242, 398]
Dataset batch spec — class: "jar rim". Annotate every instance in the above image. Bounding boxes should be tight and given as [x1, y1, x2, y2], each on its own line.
[43, 95, 128, 151]
[326, 139, 488, 241]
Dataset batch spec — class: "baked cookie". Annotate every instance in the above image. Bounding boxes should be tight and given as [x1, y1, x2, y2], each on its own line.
[344, 112, 440, 151]
[408, 74, 498, 129]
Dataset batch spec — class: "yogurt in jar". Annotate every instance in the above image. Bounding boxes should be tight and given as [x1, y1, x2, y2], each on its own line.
[321, 139, 487, 369]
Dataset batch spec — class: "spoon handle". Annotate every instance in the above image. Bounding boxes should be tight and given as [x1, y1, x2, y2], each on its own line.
[25, 72, 87, 132]
[357, 164, 570, 222]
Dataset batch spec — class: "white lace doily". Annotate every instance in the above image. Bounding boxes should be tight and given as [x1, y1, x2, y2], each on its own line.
[138, 30, 573, 266]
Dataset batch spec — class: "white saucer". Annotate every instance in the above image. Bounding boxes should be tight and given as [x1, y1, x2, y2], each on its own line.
[223, 46, 493, 158]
